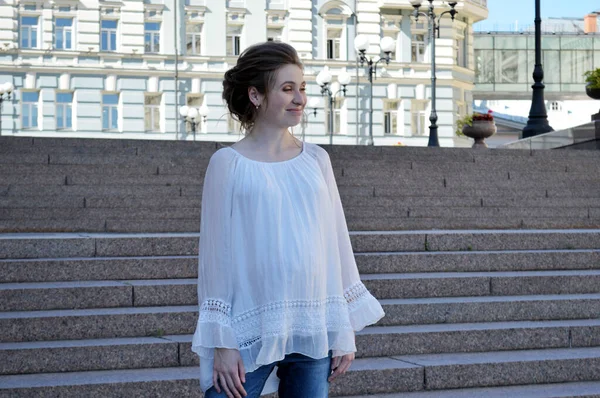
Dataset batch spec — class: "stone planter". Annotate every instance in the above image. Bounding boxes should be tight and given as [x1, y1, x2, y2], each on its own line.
[586, 83, 600, 121]
[462, 120, 497, 149]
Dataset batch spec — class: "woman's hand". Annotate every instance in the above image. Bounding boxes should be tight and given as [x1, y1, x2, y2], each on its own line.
[328, 352, 355, 382]
[213, 348, 247, 398]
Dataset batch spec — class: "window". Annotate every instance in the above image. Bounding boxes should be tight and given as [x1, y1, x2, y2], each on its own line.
[550, 102, 562, 111]
[145, 94, 161, 132]
[384, 101, 399, 135]
[144, 22, 161, 53]
[58, 6, 71, 12]
[226, 26, 241, 56]
[411, 100, 428, 136]
[24, 5, 36, 11]
[327, 29, 342, 60]
[101, 20, 117, 52]
[267, 27, 282, 42]
[22, 92, 39, 129]
[20, 16, 38, 49]
[102, 93, 119, 131]
[55, 18, 73, 50]
[455, 32, 467, 68]
[56, 92, 73, 129]
[186, 23, 202, 55]
[412, 34, 425, 63]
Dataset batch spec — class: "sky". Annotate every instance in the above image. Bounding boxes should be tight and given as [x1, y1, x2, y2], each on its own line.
[474, 0, 599, 31]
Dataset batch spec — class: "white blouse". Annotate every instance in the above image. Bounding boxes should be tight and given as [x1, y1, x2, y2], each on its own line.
[191, 141, 385, 395]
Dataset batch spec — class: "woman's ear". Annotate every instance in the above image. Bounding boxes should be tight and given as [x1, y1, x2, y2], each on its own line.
[248, 87, 262, 108]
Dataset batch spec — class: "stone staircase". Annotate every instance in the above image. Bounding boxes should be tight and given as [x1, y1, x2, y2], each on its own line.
[1, 136, 600, 397]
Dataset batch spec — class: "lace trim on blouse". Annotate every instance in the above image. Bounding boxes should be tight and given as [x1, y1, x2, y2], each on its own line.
[199, 298, 232, 326]
[344, 281, 371, 311]
[198, 282, 374, 349]
[232, 297, 352, 349]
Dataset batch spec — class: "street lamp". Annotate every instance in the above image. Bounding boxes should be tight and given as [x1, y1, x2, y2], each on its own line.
[410, 0, 458, 147]
[179, 104, 208, 140]
[522, 0, 553, 138]
[308, 97, 320, 117]
[354, 34, 396, 146]
[0, 82, 14, 136]
[316, 67, 352, 145]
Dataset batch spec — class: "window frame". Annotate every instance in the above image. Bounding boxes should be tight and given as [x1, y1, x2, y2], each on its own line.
[411, 100, 428, 136]
[55, 91, 73, 130]
[102, 93, 119, 132]
[20, 15, 39, 49]
[21, 91, 39, 130]
[267, 27, 283, 42]
[54, 17, 74, 50]
[412, 33, 426, 63]
[383, 100, 400, 135]
[186, 22, 203, 55]
[144, 22, 161, 53]
[144, 93, 162, 132]
[326, 28, 342, 60]
[101, 19, 118, 52]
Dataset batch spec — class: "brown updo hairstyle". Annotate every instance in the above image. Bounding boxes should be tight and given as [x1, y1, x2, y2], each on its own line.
[222, 41, 303, 133]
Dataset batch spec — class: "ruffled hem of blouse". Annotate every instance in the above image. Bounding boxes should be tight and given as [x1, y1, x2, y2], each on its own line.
[192, 329, 356, 393]
[348, 289, 386, 332]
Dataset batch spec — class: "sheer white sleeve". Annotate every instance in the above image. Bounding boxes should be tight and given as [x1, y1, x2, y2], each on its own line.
[317, 148, 385, 332]
[192, 149, 239, 358]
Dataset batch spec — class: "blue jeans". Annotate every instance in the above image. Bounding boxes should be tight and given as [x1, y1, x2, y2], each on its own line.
[204, 351, 333, 398]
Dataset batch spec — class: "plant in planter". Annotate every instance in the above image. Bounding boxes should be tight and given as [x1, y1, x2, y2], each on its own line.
[584, 68, 600, 120]
[456, 110, 496, 148]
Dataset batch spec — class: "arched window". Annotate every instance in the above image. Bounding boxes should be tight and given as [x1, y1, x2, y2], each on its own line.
[319, 1, 354, 61]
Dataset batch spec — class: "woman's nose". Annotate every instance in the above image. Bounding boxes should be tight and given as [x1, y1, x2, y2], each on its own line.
[293, 90, 305, 105]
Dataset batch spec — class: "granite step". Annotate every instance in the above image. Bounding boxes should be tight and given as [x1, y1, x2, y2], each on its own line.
[0, 218, 201, 233]
[1, 230, 599, 259]
[3, 184, 185, 197]
[4, 271, 600, 311]
[2, 294, 600, 342]
[389, 346, 600, 390]
[7, 194, 599, 210]
[378, 293, 600, 326]
[3, 319, 599, 375]
[2, 347, 599, 396]
[0, 207, 201, 221]
[347, 217, 600, 231]
[0, 163, 161, 176]
[0, 357, 421, 397]
[342, 380, 600, 397]
[346, 206, 591, 219]
[2, 249, 600, 283]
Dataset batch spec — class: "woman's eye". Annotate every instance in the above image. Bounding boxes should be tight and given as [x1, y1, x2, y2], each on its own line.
[300, 88, 306, 91]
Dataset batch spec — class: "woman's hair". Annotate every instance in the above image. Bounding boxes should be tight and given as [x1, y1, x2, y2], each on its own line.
[222, 41, 303, 132]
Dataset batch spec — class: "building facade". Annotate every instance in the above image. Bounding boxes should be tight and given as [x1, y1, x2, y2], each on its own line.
[0, 0, 488, 147]
[473, 12, 600, 133]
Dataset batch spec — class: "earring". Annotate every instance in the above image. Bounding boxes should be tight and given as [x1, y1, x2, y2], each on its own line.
[255, 104, 260, 109]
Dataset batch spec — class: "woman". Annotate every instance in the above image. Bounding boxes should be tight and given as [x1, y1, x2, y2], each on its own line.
[192, 41, 384, 398]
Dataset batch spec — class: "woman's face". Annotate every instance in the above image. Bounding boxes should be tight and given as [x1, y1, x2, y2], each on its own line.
[257, 64, 307, 128]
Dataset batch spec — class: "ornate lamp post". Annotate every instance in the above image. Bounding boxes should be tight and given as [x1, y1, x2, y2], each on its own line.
[0, 82, 14, 136]
[179, 104, 208, 141]
[410, 0, 458, 147]
[316, 67, 352, 145]
[522, 0, 553, 138]
[354, 34, 395, 146]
